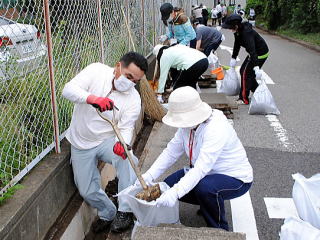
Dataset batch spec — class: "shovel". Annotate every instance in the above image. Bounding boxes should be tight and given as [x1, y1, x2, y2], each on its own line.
[96, 109, 161, 202]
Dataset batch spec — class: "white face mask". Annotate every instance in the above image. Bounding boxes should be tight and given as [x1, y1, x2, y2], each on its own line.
[167, 14, 174, 22]
[114, 65, 136, 92]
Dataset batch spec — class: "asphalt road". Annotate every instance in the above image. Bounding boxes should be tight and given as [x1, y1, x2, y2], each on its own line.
[139, 26, 320, 240]
[212, 27, 320, 239]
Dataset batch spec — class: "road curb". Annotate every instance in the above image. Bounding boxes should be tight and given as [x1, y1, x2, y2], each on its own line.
[255, 25, 320, 53]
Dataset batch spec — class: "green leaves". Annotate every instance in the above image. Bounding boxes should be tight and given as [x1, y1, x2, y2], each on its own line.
[0, 184, 23, 206]
[246, 0, 320, 33]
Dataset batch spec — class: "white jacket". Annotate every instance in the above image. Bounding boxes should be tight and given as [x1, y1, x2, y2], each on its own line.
[147, 109, 253, 198]
[62, 62, 141, 150]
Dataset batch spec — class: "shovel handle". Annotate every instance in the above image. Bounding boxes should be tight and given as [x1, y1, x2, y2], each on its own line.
[96, 110, 148, 190]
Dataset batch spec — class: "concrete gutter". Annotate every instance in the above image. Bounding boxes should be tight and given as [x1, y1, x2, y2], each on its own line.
[256, 24, 320, 53]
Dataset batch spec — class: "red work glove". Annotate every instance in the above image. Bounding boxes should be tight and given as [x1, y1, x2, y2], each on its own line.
[86, 95, 114, 112]
[113, 141, 127, 160]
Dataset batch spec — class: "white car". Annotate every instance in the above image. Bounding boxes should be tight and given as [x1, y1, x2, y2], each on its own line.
[0, 16, 46, 79]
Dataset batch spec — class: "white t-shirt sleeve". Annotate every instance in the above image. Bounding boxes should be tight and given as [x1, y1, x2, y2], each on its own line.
[62, 63, 101, 103]
[147, 129, 185, 181]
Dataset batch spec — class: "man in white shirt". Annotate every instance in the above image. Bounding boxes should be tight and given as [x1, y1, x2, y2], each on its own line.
[62, 52, 148, 233]
[138, 86, 253, 230]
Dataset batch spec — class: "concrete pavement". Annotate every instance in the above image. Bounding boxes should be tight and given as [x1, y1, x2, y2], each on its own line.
[138, 27, 320, 239]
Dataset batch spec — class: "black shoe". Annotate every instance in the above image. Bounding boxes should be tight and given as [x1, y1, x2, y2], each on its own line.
[91, 218, 112, 233]
[196, 209, 202, 216]
[110, 211, 134, 233]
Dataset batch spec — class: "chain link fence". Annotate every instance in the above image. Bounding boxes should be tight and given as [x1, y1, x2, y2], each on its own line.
[0, 0, 211, 198]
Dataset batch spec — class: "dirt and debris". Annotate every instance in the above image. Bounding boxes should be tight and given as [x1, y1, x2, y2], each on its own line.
[135, 183, 161, 202]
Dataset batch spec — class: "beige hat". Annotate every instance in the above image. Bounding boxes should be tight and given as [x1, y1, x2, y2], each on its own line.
[162, 86, 212, 128]
[153, 44, 164, 57]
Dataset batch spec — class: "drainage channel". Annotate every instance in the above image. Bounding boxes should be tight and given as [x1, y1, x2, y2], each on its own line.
[44, 116, 155, 240]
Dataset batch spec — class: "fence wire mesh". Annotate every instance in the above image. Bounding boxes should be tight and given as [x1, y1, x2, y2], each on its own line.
[0, 0, 207, 197]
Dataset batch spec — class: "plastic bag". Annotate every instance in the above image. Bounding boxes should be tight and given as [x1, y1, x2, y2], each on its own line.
[248, 79, 280, 115]
[207, 52, 219, 71]
[292, 173, 320, 229]
[117, 182, 180, 227]
[280, 217, 320, 240]
[217, 67, 240, 96]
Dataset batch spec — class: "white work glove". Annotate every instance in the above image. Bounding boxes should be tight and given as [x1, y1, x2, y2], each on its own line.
[156, 186, 179, 207]
[169, 38, 177, 46]
[159, 35, 168, 43]
[157, 94, 164, 104]
[134, 172, 154, 187]
[253, 66, 262, 80]
[229, 58, 237, 68]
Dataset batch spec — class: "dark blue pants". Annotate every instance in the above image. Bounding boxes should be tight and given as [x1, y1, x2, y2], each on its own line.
[164, 169, 252, 230]
[204, 39, 222, 56]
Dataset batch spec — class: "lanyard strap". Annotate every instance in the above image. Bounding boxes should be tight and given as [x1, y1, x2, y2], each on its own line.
[188, 130, 195, 168]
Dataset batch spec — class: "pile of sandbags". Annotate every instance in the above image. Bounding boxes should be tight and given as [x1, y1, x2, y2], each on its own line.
[279, 173, 320, 239]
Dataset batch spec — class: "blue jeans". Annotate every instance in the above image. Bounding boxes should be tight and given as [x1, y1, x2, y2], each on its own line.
[165, 169, 252, 230]
[70, 137, 138, 221]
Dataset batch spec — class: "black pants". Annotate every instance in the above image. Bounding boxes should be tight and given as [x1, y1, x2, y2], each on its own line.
[196, 17, 203, 24]
[170, 58, 209, 90]
[203, 39, 222, 56]
[239, 55, 267, 104]
[203, 16, 208, 26]
[165, 170, 252, 230]
[190, 38, 197, 49]
[217, 12, 222, 26]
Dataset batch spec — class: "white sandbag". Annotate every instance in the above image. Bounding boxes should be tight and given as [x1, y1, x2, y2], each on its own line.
[249, 20, 256, 27]
[248, 78, 280, 115]
[217, 67, 240, 96]
[292, 173, 320, 229]
[279, 216, 320, 240]
[207, 52, 219, 71]
[117, 182, 179, 227]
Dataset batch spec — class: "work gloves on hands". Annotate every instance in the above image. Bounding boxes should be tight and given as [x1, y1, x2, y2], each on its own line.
[86, 95, 114, 112]
[134, 172, 154, 187]
[253, 66, 262, 80]
[157, 94, 164, 104]
[159, 35, 168, 43]
[229, 58, 237, 68]
[113, 141, 128, 160]
[156, 186, 179, 207]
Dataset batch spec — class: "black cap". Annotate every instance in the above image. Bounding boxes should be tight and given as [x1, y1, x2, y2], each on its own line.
[191, 18, 200, 25]
[160, 3, 173, 21]
[222, 14, 242, 29]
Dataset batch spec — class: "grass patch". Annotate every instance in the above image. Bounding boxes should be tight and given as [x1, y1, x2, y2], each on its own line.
[256, 18, 320, 46]
[0, 184, 23, 206]
[276, 29, 320, 46]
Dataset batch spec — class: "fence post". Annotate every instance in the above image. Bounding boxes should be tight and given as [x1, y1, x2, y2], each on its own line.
[141, 0, 145, 54]
[152, 0, 156, 46]
[96, 0, 105, 64]
[43, 0, 61, 153]
[125, 0, 130, 51]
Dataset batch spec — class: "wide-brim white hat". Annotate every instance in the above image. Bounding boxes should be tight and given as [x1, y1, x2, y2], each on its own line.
[162, 86, 212, 128]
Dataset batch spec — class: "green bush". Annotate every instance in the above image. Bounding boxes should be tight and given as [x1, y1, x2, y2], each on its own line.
[246, 0, 320, 33]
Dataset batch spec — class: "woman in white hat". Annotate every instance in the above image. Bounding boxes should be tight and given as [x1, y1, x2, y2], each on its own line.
[139, 86, 253, 230]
